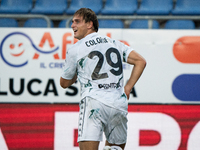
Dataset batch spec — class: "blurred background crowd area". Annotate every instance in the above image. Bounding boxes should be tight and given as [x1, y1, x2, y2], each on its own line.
[0, 0, 200, 29]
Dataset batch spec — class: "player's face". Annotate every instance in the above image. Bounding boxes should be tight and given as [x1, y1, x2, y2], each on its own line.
[71, 15, 90, 40]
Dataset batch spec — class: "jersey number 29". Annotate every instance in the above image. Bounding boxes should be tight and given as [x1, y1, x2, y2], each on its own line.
[88, 47, 122, 80]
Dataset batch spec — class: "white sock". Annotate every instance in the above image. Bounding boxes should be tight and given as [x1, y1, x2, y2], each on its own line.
[111, 146, 123, 150]
[103, 146, 111, 150]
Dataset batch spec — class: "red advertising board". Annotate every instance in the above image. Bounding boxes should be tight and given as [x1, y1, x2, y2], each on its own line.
[0, 104, 200, 150]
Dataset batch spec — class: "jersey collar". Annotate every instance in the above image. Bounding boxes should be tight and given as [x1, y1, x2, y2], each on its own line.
[82, 32, 98, 41]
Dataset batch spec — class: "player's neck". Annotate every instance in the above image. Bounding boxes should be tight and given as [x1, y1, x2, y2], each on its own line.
[84, 30, 96, 39]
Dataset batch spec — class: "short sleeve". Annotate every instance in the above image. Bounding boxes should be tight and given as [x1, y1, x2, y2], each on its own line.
[61, 49, 77, 80]
[121, 43, 133, 62]
[115, 40, 133, 62]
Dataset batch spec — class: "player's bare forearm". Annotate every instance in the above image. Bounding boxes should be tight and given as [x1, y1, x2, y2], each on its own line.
[60, 74, 77, 89]
[125, 50, 146, 99]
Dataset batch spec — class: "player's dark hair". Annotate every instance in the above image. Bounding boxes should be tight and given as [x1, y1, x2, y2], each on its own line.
[74, 8, 99, 32]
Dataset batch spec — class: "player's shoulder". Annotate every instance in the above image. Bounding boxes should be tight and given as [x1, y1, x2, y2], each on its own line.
[102, 35, 122, 46]
[68, 39, 82, 52]
[71, 39, 82, 49]
[66, 42, 80, 57]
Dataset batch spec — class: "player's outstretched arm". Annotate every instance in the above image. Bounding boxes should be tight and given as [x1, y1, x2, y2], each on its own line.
[60, 74, 77, 89]
[124, 50, 146, 99]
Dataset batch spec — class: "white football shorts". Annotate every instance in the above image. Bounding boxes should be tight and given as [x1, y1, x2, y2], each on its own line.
[78, 97, 128, 145]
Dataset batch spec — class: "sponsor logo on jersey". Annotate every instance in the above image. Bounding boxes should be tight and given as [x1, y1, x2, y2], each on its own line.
[98, 83, 121, 89]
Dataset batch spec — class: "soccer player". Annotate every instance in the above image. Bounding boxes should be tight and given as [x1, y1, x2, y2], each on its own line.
[60, 8, 146, 150]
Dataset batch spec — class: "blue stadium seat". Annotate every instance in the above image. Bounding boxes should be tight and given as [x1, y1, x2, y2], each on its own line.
[58, 19, 73, 28]
[0, 18, 18, 27]
[66, 0, 103, 15]
[23, 18, 54, 28]
[101, 0, 137, 15]
[171, 0, 200, 15]
[136, 0, 173, 15]
[98, 19, 124, 28]
[164, 20, 195, 29]
[31, 0, 67, 15]
[129, 20, 159, 29]
[0, 0, 32, 14]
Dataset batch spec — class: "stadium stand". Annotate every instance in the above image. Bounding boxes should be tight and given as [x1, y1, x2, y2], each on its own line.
[58, 19, 73, 28]
[23, 18, 54, 28]
[100, 0, 137, 15]
[58, 19, 68, 28]
[66, 0, 103, 15]
[31, 0, 67, 15]
[164, 20, 195, 29]
[0, 0, 200, 29]
[98, 19, 124, 28]
[129, 19, 159, 29]
[0, 18, 18, 27]
[0, 0, 32, 14]
[136, 0, 173, 15]
[171, 0, 200, 15]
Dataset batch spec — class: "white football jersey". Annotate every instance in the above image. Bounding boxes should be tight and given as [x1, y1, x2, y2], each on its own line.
[61, 32, 133, 110]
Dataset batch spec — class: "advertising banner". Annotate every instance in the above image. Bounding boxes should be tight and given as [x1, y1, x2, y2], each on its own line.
[0, 104, 200, 150]
[1, 28, 200, 104]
